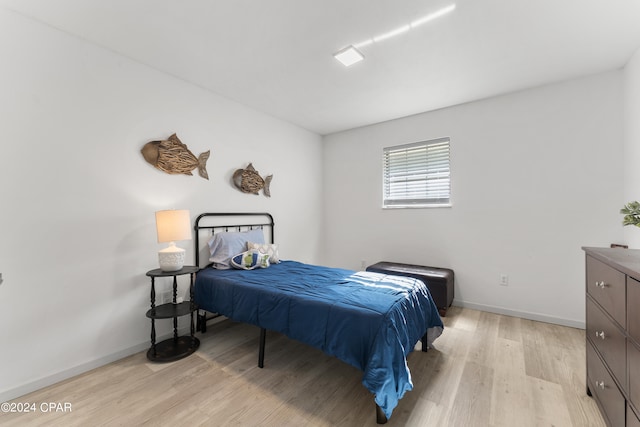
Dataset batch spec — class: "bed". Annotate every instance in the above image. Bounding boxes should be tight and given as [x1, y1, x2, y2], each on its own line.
[192, 213, 444, 423]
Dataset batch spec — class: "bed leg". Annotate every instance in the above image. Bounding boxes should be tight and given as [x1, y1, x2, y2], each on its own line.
[198, 311, 207, 333]
[376, 404, 388, 424]
[421, 332, 428, 352]
[258, 328, 266, 368]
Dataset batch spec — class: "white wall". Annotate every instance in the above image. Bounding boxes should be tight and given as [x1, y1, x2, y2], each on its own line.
[0, 8, 322, 401]
[323, 72, 624, 327]
[624, 47, 640, 247]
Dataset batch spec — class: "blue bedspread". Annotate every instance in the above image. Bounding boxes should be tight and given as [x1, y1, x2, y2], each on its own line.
[194, 260, 443, 419]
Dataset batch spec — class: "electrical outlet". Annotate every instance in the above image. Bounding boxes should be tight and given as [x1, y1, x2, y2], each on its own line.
[500, 274, 509, 286]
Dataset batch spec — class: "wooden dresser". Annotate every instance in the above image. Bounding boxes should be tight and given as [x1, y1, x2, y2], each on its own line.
[584, 247, 640, 426]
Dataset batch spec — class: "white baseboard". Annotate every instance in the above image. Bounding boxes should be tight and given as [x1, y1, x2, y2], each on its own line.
[0, 330, 183, 403]
[452, 299, 585, 329]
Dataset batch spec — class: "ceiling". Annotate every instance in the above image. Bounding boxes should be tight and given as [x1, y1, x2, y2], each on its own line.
[3, 0, 640, 135]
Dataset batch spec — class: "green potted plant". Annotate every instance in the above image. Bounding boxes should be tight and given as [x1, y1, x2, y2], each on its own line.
[621, 201, 640, 227]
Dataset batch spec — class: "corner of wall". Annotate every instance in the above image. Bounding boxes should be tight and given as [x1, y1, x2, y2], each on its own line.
[623, 47, 640, 248]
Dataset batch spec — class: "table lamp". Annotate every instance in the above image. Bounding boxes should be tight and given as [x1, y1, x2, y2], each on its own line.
[155, 209, 192, 271]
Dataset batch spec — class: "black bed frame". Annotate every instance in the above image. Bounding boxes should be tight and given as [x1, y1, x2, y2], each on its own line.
[194, 213, 274, 368]
[194, 212, 275, 267]
[193, 212, 428, 424]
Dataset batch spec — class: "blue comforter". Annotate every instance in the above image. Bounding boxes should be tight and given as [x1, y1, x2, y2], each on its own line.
[194, 260, 443, 419]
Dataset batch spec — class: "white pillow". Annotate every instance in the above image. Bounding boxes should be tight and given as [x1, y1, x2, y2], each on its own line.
[247, 242, 281, 264]
[208, 229, 265, 269]
[230, 249, 271, 270]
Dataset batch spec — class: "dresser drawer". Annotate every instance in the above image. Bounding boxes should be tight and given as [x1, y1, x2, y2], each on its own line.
[587, 297, 626, 387]
[630, 340, 640, 415]
[587, 255, 626, 327]
[587, 340, 625, 427]
[629, 403, 640, 427]
[629, 277, 640, 343]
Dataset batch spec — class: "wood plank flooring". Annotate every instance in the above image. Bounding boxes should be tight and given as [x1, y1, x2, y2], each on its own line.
[1, 307, 605, 426]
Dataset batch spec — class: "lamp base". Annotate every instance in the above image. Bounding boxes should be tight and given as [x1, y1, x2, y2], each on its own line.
[158, 243, 186, 272]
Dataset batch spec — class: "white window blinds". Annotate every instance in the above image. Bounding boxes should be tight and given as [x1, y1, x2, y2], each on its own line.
[382, 137, 451, 207]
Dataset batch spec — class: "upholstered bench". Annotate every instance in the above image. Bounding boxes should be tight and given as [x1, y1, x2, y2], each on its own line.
[366, 261, 454, 317]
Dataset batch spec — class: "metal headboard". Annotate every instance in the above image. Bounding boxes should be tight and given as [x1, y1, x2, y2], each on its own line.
[193, 212, 275, 268]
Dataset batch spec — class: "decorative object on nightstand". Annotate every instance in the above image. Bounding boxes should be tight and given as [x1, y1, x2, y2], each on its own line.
[155, 209, 192, 271]
[145, 266, 200, 362]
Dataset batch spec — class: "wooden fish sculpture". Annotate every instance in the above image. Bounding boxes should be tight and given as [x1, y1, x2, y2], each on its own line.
[141, 133, 210, 179]
[232, 163, 272, 197]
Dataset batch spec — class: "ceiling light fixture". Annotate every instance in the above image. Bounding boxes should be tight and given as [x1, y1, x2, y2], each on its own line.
[333, 45, 364, 67]
[337, 3, 456, 66]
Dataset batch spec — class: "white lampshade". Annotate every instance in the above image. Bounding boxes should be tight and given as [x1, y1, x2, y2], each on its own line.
[155, 209, 192, 271]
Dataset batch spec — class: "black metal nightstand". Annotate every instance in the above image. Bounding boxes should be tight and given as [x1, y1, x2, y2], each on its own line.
[145, 266, 200, 362]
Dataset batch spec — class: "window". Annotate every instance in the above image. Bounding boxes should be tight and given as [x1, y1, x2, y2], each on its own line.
[382, 137, 451, 208]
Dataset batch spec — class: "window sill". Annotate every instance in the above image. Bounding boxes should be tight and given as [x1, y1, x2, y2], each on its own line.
[382, 203, 452, 209]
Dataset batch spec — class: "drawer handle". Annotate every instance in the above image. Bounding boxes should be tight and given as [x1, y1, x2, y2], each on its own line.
[594, 281, 608, 289]
[595, 331, 606, 340]
[596, 381, 605, 390]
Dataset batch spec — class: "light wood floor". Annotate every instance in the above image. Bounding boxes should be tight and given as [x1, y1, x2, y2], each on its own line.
[1, 307, 605, 426]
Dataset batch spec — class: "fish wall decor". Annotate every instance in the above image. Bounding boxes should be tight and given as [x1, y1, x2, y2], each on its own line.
[141, 133, 210, 179]
[232, 163, 272, 197]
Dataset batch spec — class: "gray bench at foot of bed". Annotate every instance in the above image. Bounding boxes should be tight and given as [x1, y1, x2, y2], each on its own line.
[366, 261, 454, 317]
